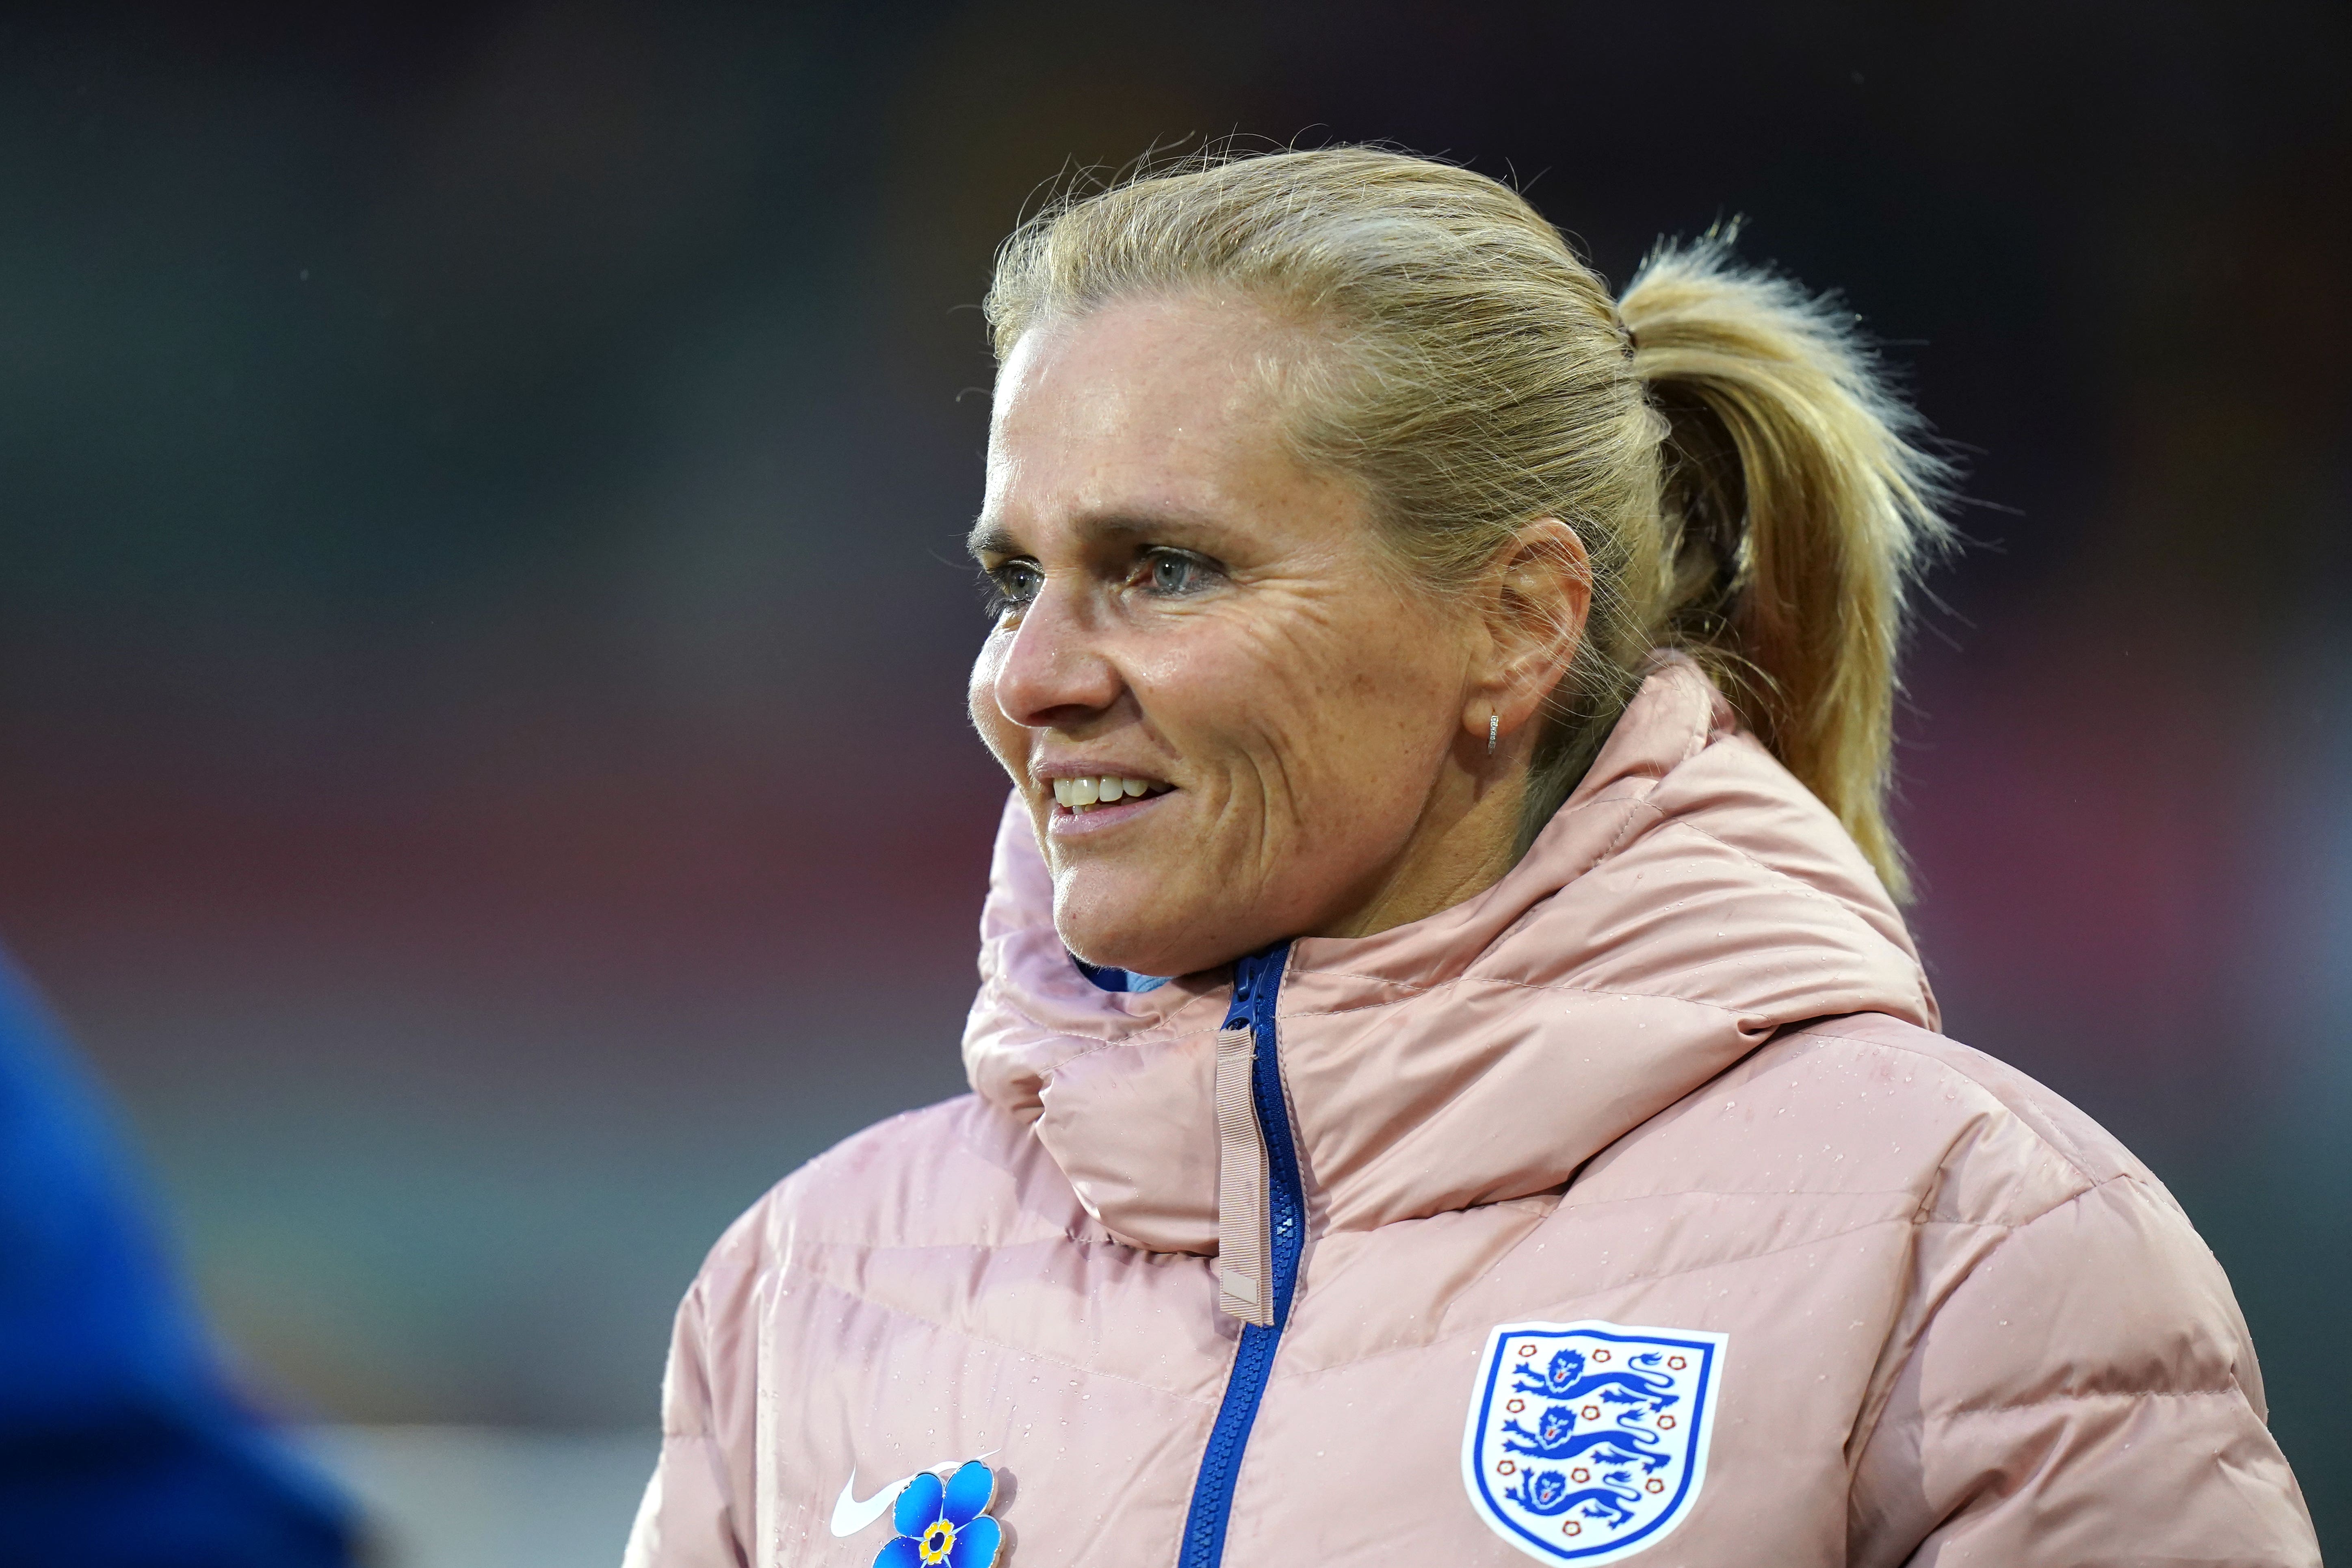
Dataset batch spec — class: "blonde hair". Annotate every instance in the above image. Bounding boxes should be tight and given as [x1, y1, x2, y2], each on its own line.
[984, 147, 1951, 898]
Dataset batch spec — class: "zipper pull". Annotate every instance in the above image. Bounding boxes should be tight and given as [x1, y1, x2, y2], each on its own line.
[1213, 1025, 1273, 1326]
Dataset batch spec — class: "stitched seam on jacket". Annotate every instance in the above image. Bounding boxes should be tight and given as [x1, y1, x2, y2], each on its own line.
[660, 1276, 715, 1440]
[1278, 816, 1917, 1017]
[1003, 1020, 1228, 1088]
[1478, 1040, 2109, 1448]
[1796, 1026, 2133, 1194]
[1847, 1176, 2158, 1466]
[1646, 819, 1926, 972]
[991, 1005, 1216, 1057]
[1298, 1211, 1933, 1379]
[1650, 817, 1890, 913]
[1895, 1384, 2250, 1424]
[784, 1258, 1230, 1407]
[1554, 1183, 1922, 1210]
[1277, 973, 1754, 1021]
[1598, 796, 1664, 859]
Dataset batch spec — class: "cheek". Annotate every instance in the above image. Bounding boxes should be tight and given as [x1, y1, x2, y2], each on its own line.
[1138, 598, 1449, 823]
[1124, 622, 1313, 787]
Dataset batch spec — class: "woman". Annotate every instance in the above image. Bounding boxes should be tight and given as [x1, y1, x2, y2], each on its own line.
[624, 148, 2318, 1567]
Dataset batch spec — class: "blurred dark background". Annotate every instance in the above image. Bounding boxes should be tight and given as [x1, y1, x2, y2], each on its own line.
[0, 0, 2344, 1551]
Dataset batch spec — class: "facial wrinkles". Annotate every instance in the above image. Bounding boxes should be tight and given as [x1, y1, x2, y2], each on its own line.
[1241, 629, 1332, 895]
[1109, 543, 1427, 912]
[1025, 590, 1281, 943]
[1237, 577, 1415, 916]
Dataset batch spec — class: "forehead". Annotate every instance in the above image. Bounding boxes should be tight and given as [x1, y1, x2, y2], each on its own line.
[983, 295, 1311, 529]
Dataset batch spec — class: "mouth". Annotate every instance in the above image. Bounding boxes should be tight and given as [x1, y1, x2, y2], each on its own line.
[1048, 773, 1175, 815]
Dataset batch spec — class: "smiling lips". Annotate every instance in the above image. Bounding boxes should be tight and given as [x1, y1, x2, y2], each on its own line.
[1049, 775, 1175, 814]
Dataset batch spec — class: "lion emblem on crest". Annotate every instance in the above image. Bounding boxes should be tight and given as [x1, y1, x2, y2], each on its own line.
[1460, 1321, 1726, 1564]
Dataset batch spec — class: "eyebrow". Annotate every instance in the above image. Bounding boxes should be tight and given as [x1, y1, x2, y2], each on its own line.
[966, 509, 1227, 561]
[966, 519, 1020, 559]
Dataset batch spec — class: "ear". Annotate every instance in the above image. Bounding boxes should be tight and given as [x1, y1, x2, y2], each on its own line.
[1464, 518, 1592, 751]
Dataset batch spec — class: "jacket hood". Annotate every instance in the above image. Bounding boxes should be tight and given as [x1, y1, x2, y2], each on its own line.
[962, 655, 1938, 1254]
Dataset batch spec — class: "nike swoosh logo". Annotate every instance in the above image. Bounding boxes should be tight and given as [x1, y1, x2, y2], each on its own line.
[828, 1449, 1002, 1538]
[829, 1469, 916, 1538]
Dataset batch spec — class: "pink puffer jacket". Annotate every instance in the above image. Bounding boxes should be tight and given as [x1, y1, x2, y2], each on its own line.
[624, 658, 2318, 1568]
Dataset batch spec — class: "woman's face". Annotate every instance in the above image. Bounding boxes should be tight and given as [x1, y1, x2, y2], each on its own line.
[970, 295, 1531, 979]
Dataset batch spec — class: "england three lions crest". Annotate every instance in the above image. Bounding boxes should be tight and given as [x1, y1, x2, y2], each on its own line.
[1460, 1320, 1726, 1564]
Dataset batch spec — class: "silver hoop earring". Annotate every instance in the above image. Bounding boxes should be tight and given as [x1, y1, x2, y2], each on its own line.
[1487, 714, 1499, 756]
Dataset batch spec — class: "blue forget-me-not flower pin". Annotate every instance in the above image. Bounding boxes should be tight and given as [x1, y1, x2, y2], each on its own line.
[875, 1460, 1002, 1568]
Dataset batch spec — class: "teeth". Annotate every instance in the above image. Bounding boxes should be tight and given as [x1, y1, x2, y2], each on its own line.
[1048, 775, 1174, 812]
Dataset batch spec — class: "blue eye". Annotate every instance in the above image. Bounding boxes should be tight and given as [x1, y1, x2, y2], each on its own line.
[982, 561, 1042, 617]
[1145, 550, 1215, 596]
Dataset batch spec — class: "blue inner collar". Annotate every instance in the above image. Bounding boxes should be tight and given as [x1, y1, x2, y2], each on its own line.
[1071, 955, 1171, 993]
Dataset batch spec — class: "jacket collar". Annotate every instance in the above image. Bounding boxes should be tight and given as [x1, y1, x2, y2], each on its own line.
[962, 656, 1937, 1253]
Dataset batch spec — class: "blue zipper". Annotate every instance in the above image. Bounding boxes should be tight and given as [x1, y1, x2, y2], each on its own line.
[1176, 941, 1302, 1568]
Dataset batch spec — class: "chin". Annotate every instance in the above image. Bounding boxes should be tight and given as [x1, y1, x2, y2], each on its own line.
[1056, 882, 1213, 979]
[1057, 860, 1323, 978]
[1059, 920, 1182, 979]
[1061, 912, 1273, 983]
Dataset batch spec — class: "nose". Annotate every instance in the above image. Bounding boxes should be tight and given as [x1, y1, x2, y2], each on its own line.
[988, 578, 1123, 731]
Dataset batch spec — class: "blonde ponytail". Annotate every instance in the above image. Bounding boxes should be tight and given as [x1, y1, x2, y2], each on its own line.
[987, 148, 1952, 899]
[1620, 236, 1952, 897]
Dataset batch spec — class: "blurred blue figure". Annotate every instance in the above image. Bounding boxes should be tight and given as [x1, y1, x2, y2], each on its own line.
[0, 952, 353, 1563]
